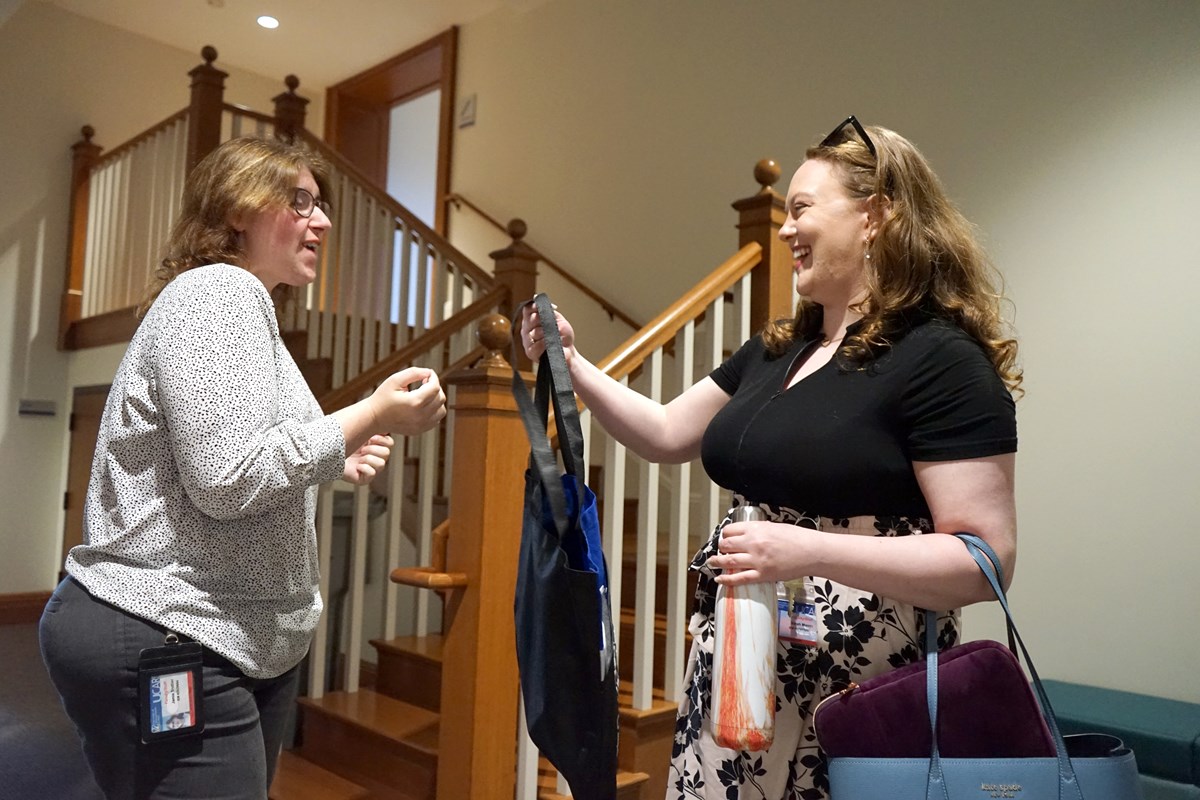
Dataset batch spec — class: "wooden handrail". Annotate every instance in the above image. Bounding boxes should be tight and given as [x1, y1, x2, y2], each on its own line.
[446, 192, 642, 330]
[93, 108, 189, 169]
[391, 520, 467, 590]
[298, 130, 496, 291]
[318, 285, 508, 412]
[596, 242, 762, 381]
[222, 102, 275, 126]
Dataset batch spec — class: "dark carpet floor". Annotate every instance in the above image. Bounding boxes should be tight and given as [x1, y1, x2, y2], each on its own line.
[0, 623, 103, 800]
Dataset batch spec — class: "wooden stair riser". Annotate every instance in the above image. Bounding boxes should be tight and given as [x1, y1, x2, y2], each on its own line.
[372, 609, 693, 714]
[296, 694, 438, 800]
[616, 612, 692, 689]
[372, 636, 443, 712]
[616, 703, 678, 800]
[369, 634, 680, 800]
[269, 750, 370, 800]
[537, 761, 650, 800]
[618, 555, 700, 620]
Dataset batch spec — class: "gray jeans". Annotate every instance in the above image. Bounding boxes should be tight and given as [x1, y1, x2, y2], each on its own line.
[39, 577, 300, 800]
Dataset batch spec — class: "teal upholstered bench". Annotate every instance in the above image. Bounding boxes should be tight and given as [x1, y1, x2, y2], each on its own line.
[1042, 680, 1200, 800]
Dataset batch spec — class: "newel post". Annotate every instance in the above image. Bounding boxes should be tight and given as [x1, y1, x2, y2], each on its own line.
[489, 219, 538, 370]
[186, 46, 228, 173]
[272, 75, 309, 144]
[436, 315, 527, 800]
[58, 126, 103, 349]
[732, 159, 793, 333]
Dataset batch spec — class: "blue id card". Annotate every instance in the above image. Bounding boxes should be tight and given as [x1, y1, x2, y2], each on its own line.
[138, 639, 204, 743]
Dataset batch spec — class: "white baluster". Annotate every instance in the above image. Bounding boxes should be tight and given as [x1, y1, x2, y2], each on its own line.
[345, 483, 370, 692]
[633, 348, 662, 710]
[309, 482, 335, 699]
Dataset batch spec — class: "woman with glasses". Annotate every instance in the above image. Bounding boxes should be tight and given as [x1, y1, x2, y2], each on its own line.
[520, 117, 1020, 799]
[40, 137, 447, 800]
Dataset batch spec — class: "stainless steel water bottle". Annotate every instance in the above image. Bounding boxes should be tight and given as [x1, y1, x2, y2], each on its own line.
[709, 505, 777, 751]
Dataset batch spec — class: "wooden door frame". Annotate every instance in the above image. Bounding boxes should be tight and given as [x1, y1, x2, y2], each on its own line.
[62, 384, 111, 577]
[324, 27, 458, 235]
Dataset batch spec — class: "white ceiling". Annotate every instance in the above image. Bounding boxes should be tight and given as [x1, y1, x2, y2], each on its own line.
[37, 0, 520, 88]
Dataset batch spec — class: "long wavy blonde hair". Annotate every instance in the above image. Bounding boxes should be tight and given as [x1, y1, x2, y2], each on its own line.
[138, 137, 330, 316]
[762, 125, 1022, 395]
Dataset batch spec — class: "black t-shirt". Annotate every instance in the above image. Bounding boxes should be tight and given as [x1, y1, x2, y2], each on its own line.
[701, 318, 1017, 520]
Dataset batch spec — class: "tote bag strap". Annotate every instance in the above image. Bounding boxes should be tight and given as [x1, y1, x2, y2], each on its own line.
[509, 294, 587, 539]
[922, 534, 1083, 800]
[530, 293, 586, 481]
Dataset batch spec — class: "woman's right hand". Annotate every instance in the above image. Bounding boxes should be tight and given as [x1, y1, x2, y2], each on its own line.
[369, 367, 447, 435]
[519, 299, 576, 363]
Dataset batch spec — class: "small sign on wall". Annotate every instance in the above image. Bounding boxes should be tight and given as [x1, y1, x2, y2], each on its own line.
[458, 94, 477, 129]
[19, 399, 57, 417]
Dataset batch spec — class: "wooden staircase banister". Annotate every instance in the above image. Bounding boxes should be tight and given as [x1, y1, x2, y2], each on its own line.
[318, 285, 508, 412]
[390, 520, 467, 591]
[540, 241, 762, 450]
[389, 566, 468, 590]
[446, 192, 642, 330]
[595, 241, 762, 381]
[221, 102, 275, 126]
[297, 131, 495, 291]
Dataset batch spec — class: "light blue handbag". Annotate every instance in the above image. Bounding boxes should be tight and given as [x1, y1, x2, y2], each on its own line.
[827, 534, 1144, 800]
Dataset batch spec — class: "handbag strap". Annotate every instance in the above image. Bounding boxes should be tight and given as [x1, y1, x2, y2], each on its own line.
[922, 534, 1083, 800]
[510, 294, 587, 539]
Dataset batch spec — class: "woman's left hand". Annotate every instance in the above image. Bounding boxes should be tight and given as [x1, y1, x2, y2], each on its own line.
[343, 433, 395, 485]
[707, 520, 809, 585]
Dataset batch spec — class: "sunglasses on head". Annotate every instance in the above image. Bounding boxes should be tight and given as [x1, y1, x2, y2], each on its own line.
[820, 115, 877, 159]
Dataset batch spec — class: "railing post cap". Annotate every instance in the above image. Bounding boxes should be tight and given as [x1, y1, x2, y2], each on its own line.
[284, 74, 300, 93]
[201, 45, 218, 65]
[80, 125, 94, 142]
[477, 313, 512, 368]
[754, 158, 782, 192]
[506, 218, 527, 240]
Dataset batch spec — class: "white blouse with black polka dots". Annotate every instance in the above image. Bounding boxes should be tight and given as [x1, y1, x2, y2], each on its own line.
[67, 263, 346, 679]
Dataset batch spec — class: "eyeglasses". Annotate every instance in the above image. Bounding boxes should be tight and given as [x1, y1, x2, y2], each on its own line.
[820, 115, 877, 159]
[291, 187, 331, 218]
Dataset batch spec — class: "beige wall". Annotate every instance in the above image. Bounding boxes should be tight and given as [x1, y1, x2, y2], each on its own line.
[0, 2, 324, 593]
[3, 0, 1198, 704]
[450, 0, 1200, 702]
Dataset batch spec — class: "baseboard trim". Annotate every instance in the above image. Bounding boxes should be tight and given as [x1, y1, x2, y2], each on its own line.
[0, 591, 52, 625]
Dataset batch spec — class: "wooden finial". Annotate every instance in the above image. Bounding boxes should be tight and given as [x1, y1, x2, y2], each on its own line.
[284, 74, 299, 93]
[506, 218, 527, 241]
[754, 158, 781, 192]
[476, 314, 512, 368]
[80, 125, 94, 143]
[201, 45, 218, 65]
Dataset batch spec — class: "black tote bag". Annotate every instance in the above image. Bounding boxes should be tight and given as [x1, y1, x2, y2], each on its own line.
[511, 294, 618, 800]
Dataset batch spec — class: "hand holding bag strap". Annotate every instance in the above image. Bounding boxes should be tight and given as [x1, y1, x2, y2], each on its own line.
[511, 303, 570, 539]
[530, 293, 586, 481]
[921, 535, 1084, 800]
[509, 294, 587, 538]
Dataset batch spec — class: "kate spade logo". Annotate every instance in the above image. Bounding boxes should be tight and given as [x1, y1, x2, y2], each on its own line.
[980, 785, 1022, 799]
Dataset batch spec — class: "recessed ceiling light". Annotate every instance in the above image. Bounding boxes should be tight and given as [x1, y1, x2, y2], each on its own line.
[257, 15, 280, 29]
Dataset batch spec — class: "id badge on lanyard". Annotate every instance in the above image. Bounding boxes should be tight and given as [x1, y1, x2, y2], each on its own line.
[138, 633, 205, 743]
[777, 579, 820, 647]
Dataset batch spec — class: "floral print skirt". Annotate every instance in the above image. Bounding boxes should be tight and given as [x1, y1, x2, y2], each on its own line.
[667, 502, 960, 800]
